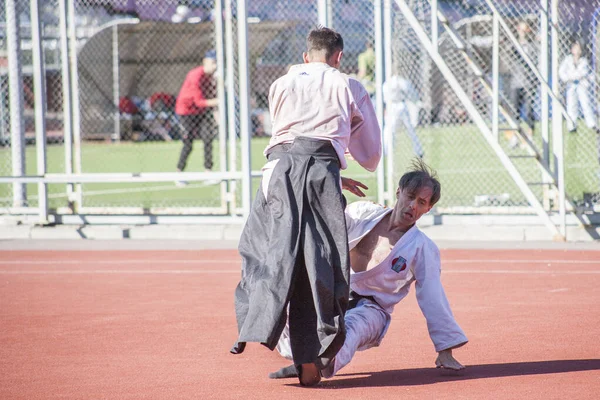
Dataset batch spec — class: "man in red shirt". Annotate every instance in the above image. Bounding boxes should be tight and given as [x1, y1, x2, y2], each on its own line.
[175, 49, 219, 186]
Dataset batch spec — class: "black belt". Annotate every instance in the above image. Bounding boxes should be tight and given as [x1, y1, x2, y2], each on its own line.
[348, 290, 380, 310]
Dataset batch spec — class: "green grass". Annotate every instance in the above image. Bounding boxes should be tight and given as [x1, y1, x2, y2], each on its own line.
[1, 123, 598, 210]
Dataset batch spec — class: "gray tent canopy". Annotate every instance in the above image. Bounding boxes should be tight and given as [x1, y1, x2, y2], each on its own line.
[78, 19, 297, 138]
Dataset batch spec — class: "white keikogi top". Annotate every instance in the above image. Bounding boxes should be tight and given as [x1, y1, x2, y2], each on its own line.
[559, 55, 592, 85]
[265, 62, 381, 171]
[345, 201, 468, 352]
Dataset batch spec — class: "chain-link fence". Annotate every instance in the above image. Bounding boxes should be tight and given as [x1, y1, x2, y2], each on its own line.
[386, 0, 600, 214]
[1, 0, 599, 228]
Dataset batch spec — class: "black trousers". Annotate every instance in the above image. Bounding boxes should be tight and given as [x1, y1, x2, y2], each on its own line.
[232, 138, 350, 369]
[176, 112, 216, 171]
[511, 87, 535, 130]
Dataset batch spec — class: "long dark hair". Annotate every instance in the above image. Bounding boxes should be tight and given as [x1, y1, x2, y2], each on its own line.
[398, 159, 441, 206]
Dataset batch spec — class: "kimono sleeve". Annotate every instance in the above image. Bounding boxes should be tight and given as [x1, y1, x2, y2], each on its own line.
[346, 79, 381, 172]
[414, 240, 468, 352]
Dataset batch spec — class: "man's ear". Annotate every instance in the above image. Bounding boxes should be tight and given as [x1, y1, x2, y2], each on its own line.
[303, 52, 310, 64]
[334, 50, 343, 67]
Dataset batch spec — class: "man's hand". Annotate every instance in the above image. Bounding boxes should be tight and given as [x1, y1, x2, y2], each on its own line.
[341, 177, 368, 197]
[435, 349, 465, 371]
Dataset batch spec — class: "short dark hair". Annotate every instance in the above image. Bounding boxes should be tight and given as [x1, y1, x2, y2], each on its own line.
[398, 159, 441, 206]
[306, 26, 344, 60]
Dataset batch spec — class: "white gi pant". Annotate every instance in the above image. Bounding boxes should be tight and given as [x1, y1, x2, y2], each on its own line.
[565, 81, 596, 131]
[276, 298, 391, 378]
[384, 101, 423, 158]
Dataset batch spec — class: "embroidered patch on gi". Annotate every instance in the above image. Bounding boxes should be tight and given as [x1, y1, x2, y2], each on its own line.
[391, 256, 407, 273]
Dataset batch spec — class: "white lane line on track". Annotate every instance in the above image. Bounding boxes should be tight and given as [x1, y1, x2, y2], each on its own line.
[0, 269, 598, 275]
[444, 259, 600, 264]
[443, 270, 600, 274]
[0, 259, 239, 265]
[0, 270, 239, 274]
[1, 259, 598, 266]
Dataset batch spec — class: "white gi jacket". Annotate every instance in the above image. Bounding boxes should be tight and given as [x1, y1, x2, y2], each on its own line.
[265, 62, 381, 171]
[345, 201, 468, 352]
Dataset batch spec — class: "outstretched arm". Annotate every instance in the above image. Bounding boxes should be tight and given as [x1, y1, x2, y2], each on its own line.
[414, 243, 468, 358]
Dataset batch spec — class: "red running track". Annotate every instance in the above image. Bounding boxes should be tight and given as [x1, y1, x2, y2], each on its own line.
[0, 249, 599, 399]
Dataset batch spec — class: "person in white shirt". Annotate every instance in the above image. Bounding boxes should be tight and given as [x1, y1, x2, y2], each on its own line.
[383, 76, 424, 158]
[231, 27, 382, 387]
[559, 40, 597, 133]
[271, 159, 468, 382]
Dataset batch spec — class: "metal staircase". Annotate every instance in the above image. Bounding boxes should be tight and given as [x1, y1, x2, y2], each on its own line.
[393, 0, 591, 239]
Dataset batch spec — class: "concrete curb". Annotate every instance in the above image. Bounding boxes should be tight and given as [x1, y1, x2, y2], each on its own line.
[0, 220, 599, 251]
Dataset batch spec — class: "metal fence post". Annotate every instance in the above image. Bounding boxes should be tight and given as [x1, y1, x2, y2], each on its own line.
[383, 0, 393, 205]
[112, 25, 120, 142]
[225, 0, 237, 213]
[238, 0, 253, 219]
[551, 0, 566, 239]
[375, 0, 385, 205]
[540, 0, 552, 210]
[492, 13, 499, 142]
[68, 0, 83, 209]
[215, 0, 229, 213]
[31, 0, 48, 223]
[318, 0, 332, 27]
[6, 0, 26, 207]
[59, 0, 74, 207]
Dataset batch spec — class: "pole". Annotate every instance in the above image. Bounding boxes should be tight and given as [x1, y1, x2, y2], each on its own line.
[238, 0, 252, 218]
[431, 0, 438, 52]
[375, 0, 385, 205]
[540, 0, 552, 210]
[551, 0, 566, 239]
[384, 0, 393, 205]
[215, 0, 229, 211]
[6, 0, 26, 207]
[31, 0, 48, 222]
[318, 0, 330, 27]
[225, 0, 237, 213]
[68, 0, 83, 209]
[59, 0, 75, 205]
[112, 25, 120, 142]
[492, 13, 499, 142]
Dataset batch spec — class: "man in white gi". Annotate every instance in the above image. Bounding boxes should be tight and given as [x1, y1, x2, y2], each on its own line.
[271, 159, 467, 381]
[559, 40, 597, 133]
[231, 27, 382, 387]
[383, 75, 424, 158]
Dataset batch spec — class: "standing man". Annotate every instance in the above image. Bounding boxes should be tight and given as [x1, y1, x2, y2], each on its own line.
[231, 27, 382, 387]
[357, 41, 376, 98]
[383, 75, 424, 158]
[174, 50, 219, 187]
[271, 159, 468, 381]
[510, 21, 537, 134]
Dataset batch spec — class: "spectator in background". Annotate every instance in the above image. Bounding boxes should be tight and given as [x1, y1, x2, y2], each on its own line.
[174, 50, 219, 187]
[383, 75, 424, 158]
[357, 41, 376, 98]
[470, 20, 537, 148]
[139, 93, 178, 142]
[510, 21, 537, 134]
[559, 39, 598, 134]
[171, 0, 214, 23]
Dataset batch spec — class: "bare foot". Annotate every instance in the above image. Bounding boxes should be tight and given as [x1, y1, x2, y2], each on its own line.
[299, 363, 321, 387]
